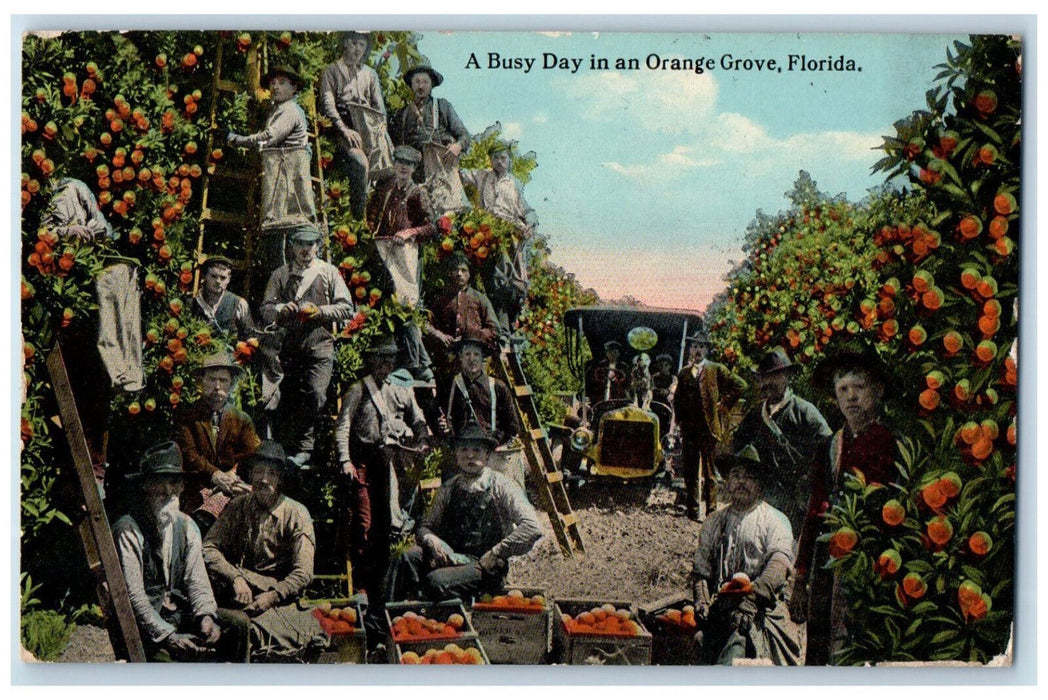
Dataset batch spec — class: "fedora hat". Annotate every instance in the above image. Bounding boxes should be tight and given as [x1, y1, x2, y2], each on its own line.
[127, 441, 183, 480]
[450, 335, 495, 357]
[364, 335, 400, 356]
[754, 348, 800, 377]
[244, 440, 295, 475]
[403, 63, 444, 88]
[261, 64, 305, 90]
[715, 444, 773, 488]
[192, 352, 243, 379]
[455, 421, 498, 449]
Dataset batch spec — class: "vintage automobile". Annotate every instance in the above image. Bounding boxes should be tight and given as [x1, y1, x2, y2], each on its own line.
[558, 305, 705, 482]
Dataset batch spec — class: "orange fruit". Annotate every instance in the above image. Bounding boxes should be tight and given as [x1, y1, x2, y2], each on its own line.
[968, 531, 993, 556]
[918, 389, 940, 411]
[882, 499, 905, 526]
[401, 651, 420, 664]
[921, 482, 947, 509]
[927, 516, 953, 546]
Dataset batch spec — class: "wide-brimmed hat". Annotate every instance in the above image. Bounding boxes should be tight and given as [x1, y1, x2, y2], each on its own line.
[364, 335, 400, 356]
[754, 348, 800, 377]
[814, 347, 891, 396]
[715, 444, 773, 488]
[287, 223, 322, 244]
[261, 65, 305, 90]
[127, 441, 183, 480]
[451, 335, 495, 357]
[603, 340, 622, 352]
[403, 64, 444, 88]
[455, 421, 497, 449]
[199, 254, 236, 273]
[244, 440, 294, 475]
[685, 330, 711, 346]
[392, 145, 422, 166]
[192, 352, 243, 379]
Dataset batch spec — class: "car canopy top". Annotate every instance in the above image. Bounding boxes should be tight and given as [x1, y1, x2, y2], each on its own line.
[563, 305, 705, 375]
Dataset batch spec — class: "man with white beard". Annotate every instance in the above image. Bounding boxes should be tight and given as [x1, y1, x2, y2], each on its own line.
[113, 442, 236, 661]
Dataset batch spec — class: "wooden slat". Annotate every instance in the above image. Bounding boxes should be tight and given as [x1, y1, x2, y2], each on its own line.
[200, 208, 245, 225]
[560, 513, 579, 528]
[419, 477, 442, 491]
[546, 471, 564, 484]
[528, 428, 546, 441]
[514, 385, 533, 398]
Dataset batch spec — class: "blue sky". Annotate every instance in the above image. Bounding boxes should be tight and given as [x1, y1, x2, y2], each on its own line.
[414, 32, 966, 311]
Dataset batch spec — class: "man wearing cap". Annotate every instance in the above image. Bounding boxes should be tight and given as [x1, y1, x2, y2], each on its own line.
[391, 63, 471, 181]
[112, 442, 231, 661]
[587, 340, 628, 404]
[394, 424, 542, 602]
[191, 256, 255, 341]
[203, 440, 325, 661]
[438, 336, 520, 448]
[674, 332, 747, 521]
[319, 31, 391, 219]
[174, 353, 261, 535]
[651, 353, 678, 407]
[333, 335, 428, 604]
[260, 223, 354, 466]
[791, 349, 897, 665]
[690, 444, 801, 666]
[732, 348, 831, 533]
[424, 252, 501, 378]
[227, 64, 317, 300]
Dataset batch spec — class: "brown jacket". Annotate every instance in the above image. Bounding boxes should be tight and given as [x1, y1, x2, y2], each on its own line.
[673, 360, 746, 442]
[174, 400, 261, 513]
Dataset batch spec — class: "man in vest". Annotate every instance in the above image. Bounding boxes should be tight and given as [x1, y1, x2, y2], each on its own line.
[191, 255, 255, 340]
[391, 63, 471, 186]
[394, 423, 542, 602]
[174, 352, 260, 536]
[425, 252, 501, 385]
[732, 348, 831, 533]
[438, 336, 520, 448]
[674, 331, 747, 521]
[259, 223, 354, 466]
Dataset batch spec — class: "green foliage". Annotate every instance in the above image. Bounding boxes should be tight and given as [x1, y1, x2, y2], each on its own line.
[21, 609, 75, 662]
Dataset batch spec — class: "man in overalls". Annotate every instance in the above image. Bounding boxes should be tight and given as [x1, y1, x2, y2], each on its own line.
[438, 336, 520, 449]
[394, 423, 542, 602]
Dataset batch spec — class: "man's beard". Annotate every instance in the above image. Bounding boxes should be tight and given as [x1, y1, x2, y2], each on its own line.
[147, 495, 181, 532]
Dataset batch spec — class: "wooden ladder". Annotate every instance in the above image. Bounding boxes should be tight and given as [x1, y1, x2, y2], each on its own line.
[45, 343, 146, 662]
[492, 343, 585, 557]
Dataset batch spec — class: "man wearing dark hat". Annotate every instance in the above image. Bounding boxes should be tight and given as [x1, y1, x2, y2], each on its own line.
[674, 331, 747, 521]
[424, 251, 501, 379]
[732, 348, 831, 532]
[391, 63, 471, 179]
[191, 255, 255, 341]
[203, 440, 325, 661]
[438, 336, 520, 448]
[112, 442, 229, 661]
[651, 353, 678, 407]
[393, 423, 542, 602]
[690, 444, 800, 666]
[173, 352, 260, 535]
[333, 335, 428, 604]
[791, 349, 897, 665]
[587, 339, 628, 404]
[227, 64, 317, 300]
[260, 223, 354, 466]
[319, 31, 392, 219]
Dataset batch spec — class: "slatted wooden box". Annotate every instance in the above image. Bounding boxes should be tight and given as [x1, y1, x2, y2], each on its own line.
[393, 637, 492, 665]
[639, 594, 701, 666]
[552, 598, 652, 665]
[470, 586, 551, 664]
[310, 599, 367, 664]
[384, 599, 478, 661]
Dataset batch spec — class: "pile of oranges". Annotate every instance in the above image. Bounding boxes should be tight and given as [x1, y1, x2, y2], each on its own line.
[560, 604, 642, 637]
[390, 610, 465, 642]
[474, 589, 545, 612]
[313, 602, 359, 636]
[654, 605, 698, 634]
[400, 643, 485, 665]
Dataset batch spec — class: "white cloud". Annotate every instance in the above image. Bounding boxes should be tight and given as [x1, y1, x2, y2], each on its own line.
[603, 145, 719, 180]
[501, 121, 523, 139]
[532, 112, 548, 125]
[559, 70, 718, 133]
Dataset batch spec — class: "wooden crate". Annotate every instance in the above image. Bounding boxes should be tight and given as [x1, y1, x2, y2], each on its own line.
[552, 599, 652, 665]
[384, 599, 478, 658]
[393, 637, 491, 665]
[639, 594, 701, 666]
[309, 599, 367, 664]
[470, 586, 551, 665]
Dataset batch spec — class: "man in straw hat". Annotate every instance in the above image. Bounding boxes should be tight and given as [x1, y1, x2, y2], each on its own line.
[174, 352, 260, 535]
[334, 334, 427, 604]
[191, 255, 255, 341]
[227, 63, 317, 301]
[260, 222, 354, 466]
[690, 444, 801, 666]
[203, 440, 325, 661]
[674, 331, 747, 521]
[732, 347, 831, 532]
[319, 31, 391, 219]
[791, 347, 897, 665]
[393, 423, 541, 603]
[112, 442, 235, 661]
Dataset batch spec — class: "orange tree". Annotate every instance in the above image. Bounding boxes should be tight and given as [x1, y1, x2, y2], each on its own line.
[707, 35, 1018, 663]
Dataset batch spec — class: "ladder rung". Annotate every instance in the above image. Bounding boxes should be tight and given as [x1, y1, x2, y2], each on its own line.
[514, 385, 533, 398]
[529, 428, 546, 441]
[560, 513, 579, 528]
[419, 477, 442, 491]
[210, 169, 254, 183]
[546, 471, 563, 484]
[201, 209, 246, 225]
[216, 79, 241, 93]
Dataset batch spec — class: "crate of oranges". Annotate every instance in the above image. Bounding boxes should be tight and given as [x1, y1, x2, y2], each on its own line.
[640, 594, 701, 666]
[384, 599, 477, 657]
[395, 638, 491, 665]
[553, 599, 652, 665]
[310, 599, 367, 664]
[470, 586, 551, 665]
